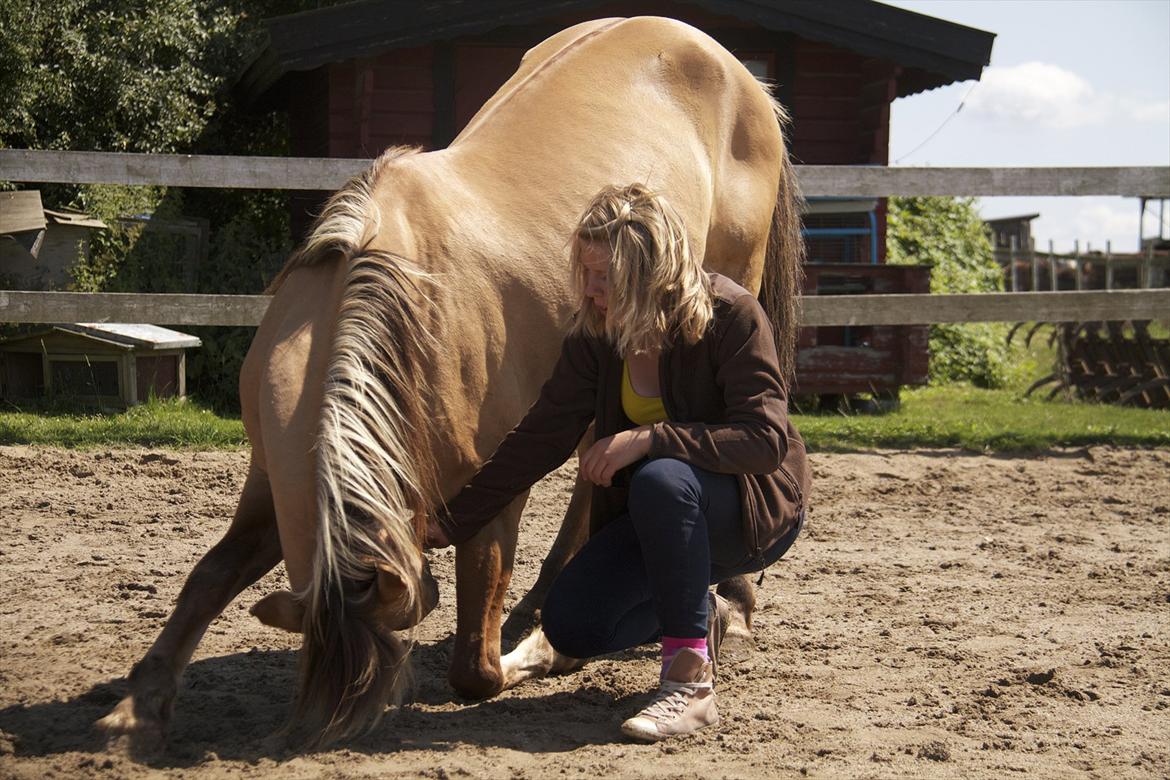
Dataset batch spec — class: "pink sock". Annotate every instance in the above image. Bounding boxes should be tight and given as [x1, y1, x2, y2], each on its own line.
[661, 636, 708, 676]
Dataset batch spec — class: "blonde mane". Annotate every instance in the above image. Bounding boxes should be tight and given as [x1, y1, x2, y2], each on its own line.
[274, 146, 441, 745]
[267, 146, 421, 291]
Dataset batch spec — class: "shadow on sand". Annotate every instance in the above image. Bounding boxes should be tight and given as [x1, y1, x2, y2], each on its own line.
[0, 638, 656, 768]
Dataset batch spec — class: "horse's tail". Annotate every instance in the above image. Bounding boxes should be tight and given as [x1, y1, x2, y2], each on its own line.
[273, 148, 439, 747]
[757, 88, 806, 384]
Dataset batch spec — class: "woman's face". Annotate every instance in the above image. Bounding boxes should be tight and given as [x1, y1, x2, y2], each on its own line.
[579, 241, 611, 315]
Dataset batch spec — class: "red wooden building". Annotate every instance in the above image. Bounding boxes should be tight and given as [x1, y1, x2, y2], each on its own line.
[237, 0, 994, 398]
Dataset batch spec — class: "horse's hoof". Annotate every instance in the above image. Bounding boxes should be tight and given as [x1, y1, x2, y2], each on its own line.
[94, 696, 167, 755]
[448, 665, 505, 701]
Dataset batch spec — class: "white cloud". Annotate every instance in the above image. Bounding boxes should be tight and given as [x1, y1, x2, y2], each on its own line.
[964, 62, 1170, 129]
[1121, 97, 1170, 123]
[1024, 199, 1144, 253]
[1077, 202, 1142, 240]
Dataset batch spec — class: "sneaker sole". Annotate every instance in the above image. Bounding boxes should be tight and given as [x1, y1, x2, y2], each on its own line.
[620, 714, 722, 742]
[620, 717, 665, 742]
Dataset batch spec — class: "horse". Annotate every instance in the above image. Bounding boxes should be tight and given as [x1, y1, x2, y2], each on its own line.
[95, 15, 804, 749]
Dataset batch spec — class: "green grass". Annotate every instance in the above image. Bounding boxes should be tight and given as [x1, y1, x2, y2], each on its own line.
[793, 384, 1169, 452]
[0, 397, 246, 449]
[1, 328, 1166, 452]
[794, 325, 1170, 452]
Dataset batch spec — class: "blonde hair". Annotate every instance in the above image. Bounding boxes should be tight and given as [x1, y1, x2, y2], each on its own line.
[569, 183, 712, 356]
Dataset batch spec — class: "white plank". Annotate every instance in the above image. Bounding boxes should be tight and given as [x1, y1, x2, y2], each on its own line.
[2, 150, 1167, 196]
[800, 289, 1170, 326]
[0, 150, 367, 191]
[2, 290, 1166, 328]
[0, 291, 270, 327]
[798, 165, 1170, 197]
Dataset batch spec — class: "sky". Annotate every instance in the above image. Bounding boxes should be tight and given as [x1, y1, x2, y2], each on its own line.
[880, 0, 1170, 253]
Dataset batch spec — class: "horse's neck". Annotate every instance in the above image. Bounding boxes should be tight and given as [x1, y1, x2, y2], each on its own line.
[373, 153, 574, 469]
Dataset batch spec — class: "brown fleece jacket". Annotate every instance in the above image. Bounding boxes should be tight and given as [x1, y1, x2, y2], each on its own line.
[436, 273, 810, 557]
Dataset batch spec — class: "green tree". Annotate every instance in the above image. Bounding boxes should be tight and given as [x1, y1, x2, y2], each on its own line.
[1, 0, 346, 410]
[887, 196, 1009, 387]
[0, 0, 241, 154]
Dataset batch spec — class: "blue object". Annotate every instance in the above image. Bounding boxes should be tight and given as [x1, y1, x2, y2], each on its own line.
[802, 198, 879, 264]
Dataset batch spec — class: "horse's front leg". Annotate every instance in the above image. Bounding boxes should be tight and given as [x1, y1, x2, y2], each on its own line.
[502, 430, 594, 641]
[502, 465, 591, 641]
[448, 492, 526, 700]
[95, 461, 282, 752]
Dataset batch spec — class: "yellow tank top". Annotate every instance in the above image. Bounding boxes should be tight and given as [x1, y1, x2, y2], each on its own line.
[621, 359, 668, 425]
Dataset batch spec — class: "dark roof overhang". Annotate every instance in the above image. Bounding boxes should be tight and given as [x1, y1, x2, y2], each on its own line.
[235, 0, 994, 106]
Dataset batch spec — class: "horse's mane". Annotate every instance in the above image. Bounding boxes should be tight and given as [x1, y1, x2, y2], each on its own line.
[271, 146, 440, 745]
[266, 145, 421, 292]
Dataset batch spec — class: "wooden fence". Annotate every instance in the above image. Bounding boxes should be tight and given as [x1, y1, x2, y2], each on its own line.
[3, 150, 1167, 196]
[3, 289, 1168, 328]
[996, 241, 1170, 292]
[2, 151, 1168, 328]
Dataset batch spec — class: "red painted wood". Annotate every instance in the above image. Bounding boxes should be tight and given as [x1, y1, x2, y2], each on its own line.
[328, 47, 435, 156]
[796, 264, 932, 393]
[454, 45, 526, 133]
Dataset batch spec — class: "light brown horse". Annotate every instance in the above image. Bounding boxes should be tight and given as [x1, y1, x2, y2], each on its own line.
[95, 16, 803, 749]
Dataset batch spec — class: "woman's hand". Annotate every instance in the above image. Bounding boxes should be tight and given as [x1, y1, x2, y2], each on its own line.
[580, 427, 652, 487]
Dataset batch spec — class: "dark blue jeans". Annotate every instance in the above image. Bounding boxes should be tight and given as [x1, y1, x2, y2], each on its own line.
[541, 458, 802, 659]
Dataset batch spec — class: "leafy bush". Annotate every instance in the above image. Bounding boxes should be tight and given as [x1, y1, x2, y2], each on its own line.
[887, 196, 1008, 387]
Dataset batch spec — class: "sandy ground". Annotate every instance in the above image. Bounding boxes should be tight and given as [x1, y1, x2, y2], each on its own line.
[1, 444, 1168, 779]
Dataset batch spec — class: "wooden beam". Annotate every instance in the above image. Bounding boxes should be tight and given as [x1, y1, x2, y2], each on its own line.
[799, 289, 1170, 326]
[2, 150, 1167, 196]
[0, 150, 368, 190]
[0, 291, 270, 327]
[796, 165, 1170, 197]
[2, 289, 1166, 328]
[432, 41, 456, 149]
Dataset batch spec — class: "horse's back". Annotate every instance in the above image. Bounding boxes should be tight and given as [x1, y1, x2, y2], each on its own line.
[449, 16, 783, 292]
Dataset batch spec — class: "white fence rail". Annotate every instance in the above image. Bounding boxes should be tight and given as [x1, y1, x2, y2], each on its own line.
[2, 151, 1168, 329]
[2, 150, 1168, 196]
[3, 289, 1167, 328]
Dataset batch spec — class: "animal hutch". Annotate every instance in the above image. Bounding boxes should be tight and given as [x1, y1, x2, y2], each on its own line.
[0, 324, 201, 407]
[236, 0, 994, 398]
[0, 190, 108, 290]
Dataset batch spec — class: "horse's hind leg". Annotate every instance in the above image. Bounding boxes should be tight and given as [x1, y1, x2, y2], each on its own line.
[716, 574, 757, 641]
[95, 460, 281, 752]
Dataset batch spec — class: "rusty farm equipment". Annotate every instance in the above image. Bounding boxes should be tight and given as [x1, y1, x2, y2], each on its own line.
[1009, 321, 1170, 409]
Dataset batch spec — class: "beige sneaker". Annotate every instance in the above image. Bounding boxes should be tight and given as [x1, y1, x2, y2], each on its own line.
[620, 648, 718, 742]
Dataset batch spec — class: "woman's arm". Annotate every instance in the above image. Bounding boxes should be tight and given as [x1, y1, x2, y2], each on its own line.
[649, 294, 790, 474]
[431, 333, 600, 546]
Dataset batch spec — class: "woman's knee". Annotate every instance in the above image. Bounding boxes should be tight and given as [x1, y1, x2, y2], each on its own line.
[541, 586, 605, 660]
[628, 458, 701, 517]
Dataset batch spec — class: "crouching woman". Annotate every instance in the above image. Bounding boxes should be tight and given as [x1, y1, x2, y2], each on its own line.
[429, 182, 810, 741]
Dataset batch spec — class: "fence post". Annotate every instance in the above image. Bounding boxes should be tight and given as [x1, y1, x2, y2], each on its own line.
[1030, 236, 1039, 291]
[1074, 239, 1083, 291]
[1143, 243, 1153, 289]
[1087, 241, 1094, 289]
[1049, 239, 1058, 290]
[1105, 240, 1113, 290]
[1009, 235, 1019, 292]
